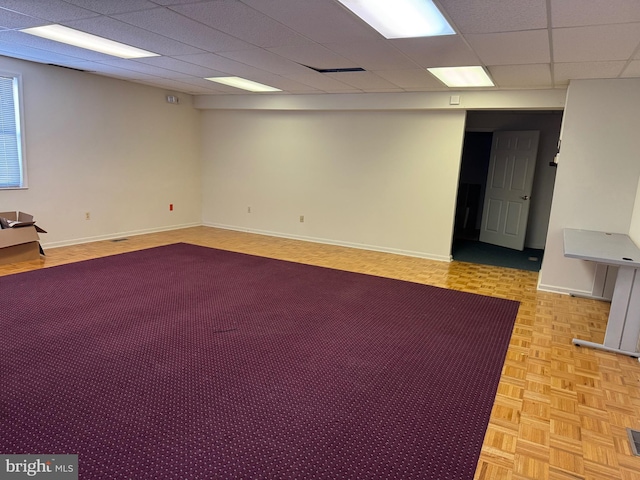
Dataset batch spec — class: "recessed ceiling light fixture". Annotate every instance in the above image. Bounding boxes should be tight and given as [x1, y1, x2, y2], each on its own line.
[21, 24, 159, 59]
[427, 66, 495, 87]
[337, 0, 454, 38]
[205, 77, 281, 92]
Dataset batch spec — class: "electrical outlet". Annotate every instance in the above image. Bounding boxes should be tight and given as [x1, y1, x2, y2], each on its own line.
[169, 204, 173, 211]
[85, 212, 90, 220]
[300, 215, 304, 223]
[248, 206, 251, 213]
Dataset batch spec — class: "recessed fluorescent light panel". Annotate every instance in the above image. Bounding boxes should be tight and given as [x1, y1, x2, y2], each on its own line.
[427, 66, 495, 87]
[205, 77, 281, 92]
[21, 24, 159, 59]
[337, 0, 454, 38]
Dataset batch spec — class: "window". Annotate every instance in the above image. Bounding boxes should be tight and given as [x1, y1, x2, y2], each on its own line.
[0, 74, 25, 188]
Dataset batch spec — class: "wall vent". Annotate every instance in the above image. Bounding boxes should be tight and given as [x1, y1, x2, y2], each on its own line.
[628, 428, 640, 456]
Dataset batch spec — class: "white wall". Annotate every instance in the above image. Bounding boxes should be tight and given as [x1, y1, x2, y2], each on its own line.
[200, 90, 565, 260]
[0, 56, 202, 248]
[539, 78, 640, 295]
[464, 111, 562, 249]
[0, 57, 571, 268]
[199, 89, 565, 261]
[201, 109, 466, 260]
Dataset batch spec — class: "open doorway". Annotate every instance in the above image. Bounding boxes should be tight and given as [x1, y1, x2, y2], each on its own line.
[452, 110, 563, 271]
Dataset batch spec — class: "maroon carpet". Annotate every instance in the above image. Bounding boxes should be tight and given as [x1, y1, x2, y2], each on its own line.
[1, 243, 519, 479]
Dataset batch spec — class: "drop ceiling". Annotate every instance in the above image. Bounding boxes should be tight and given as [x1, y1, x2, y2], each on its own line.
[0, 0, 639, 95]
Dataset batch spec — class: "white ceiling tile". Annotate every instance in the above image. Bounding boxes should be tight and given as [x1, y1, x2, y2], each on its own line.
[621, 60, 640, 77]
[134, 56, 221, 78]
[438, 0, 548, 34]
[373, 69, 447, 90]
[251, 75, 319, 93]
[365, 88, 408, 93]
[85, 64, 157, 79]
[488, 64, 552, 88]
[241, 0, 381, 43]
[551, 0, 640, 27]
[551, 75, 572, 87]
[217, 49, 314, 75]
[153, 84, 219, 95]
[323, 71, 401, 91]
[169, 1, 313, 48]
[79, 64, 180, 89]
[553, 23, 640, 62]
[553, 61, 626, 83]
[177, 77, 237, 92]
[284, 72, 359, 92]
[113, 7, 253, 53]
[65, 16, 204, 56]
[150, 0, 217, 5]
[391, 36, 480, 67]
[174, 78, 247, 94]
[0, 39, 94, 66]
[321, 41, 417, 70]
[466, 30, 550, 65]
[267, 44, 356, 70]
[96, 70, 215, 96]
[200, 81, 260, 95]
[62, 0, 158, 15]
[0, 8, 45, 29]
[204, 68, 317, 92]
[41, 58, 97, 70]
[172, 53, 238, 72]
[174, 52, 276, 79]
[0, 0, 636, 95]
[0, 0, 99, 22]
[95, 58, 195, 79]
[0, 30, 119, 61]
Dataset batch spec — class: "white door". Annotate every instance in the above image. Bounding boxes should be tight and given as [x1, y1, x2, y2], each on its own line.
[479, 131, 540, 251]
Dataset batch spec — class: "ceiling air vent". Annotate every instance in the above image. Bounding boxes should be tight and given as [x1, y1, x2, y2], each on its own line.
[303, 65, 366, 74]
[48, 64, 90, 73]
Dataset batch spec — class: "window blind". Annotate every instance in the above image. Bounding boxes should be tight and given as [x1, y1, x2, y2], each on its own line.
[0, 76, 22, 188]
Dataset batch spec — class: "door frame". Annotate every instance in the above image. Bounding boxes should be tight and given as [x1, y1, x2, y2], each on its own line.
[451, 110, 563, 262]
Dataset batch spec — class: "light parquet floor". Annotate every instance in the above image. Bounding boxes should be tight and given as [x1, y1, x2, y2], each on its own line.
[2, 226, 639, 480]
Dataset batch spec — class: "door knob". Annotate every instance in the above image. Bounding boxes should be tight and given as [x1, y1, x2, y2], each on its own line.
[521, 195, 529, 200]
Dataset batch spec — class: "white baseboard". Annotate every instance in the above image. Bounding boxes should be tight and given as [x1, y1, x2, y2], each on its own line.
[536, 282, 585, 296]
[204, 222, 452, 263]
[41, 222, 201, 249]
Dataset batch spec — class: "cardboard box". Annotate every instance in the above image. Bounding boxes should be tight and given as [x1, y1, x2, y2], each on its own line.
[0, 211, 46, 265]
